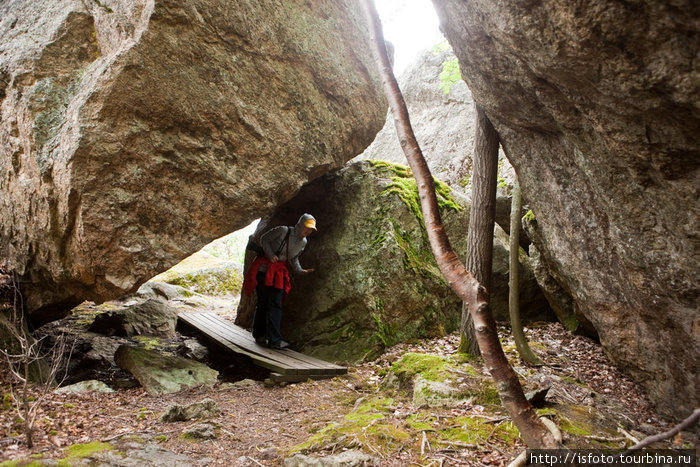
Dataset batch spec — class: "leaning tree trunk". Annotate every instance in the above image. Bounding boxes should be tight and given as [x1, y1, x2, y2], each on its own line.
[360, 0, 558, 449]
[459, 104, 499, 356]
[509, 183, 543, 365]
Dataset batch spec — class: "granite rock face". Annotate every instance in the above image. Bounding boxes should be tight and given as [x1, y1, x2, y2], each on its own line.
[358, 47, 478, 189]
[0, 0, 386, 319]
[237, 161, 548, 363]
[433, 0, 699, 418]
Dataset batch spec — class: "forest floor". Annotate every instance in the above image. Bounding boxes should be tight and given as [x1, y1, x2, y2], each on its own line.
[1, 312, 695, 466]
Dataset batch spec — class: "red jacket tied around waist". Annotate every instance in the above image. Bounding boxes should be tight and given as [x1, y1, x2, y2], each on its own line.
[243, 257, 292, 297]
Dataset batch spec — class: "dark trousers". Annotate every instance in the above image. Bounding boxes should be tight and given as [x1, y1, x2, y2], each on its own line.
[252, 271, 284, 345]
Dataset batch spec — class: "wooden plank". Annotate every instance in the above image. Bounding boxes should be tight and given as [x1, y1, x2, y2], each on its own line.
[269, 372, 339, 383]
[193, 313, 323, 372]
[178, 312, 347, 377]
[199, 313, 347, 373]
[194, 313, 346, 374]
[179, 313, 313, 375]
[178, 315, 293, 374]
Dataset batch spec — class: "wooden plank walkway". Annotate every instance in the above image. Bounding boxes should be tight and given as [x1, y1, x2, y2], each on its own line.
[178, 312, 347, 383]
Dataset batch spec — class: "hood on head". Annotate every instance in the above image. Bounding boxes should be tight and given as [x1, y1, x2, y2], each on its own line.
[295, 213, 317, 233]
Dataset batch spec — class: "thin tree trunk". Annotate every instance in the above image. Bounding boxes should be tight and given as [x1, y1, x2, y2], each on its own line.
[360, 0, 558, 449]
[509, 183, 543, 365]
[459, 104, 499, 356]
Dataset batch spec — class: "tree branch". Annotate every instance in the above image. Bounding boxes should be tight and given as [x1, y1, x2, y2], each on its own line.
[622, 409, 700, 453]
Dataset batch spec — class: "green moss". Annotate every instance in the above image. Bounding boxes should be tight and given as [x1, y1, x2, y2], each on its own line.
[390, 353, 451, 383]
[406, 413, 435, 431]
[438, 416, 520, 446]
[560, 314, 581, 333]
[133, 335, 166, 351]
[370, 233, 387, 248]
[560, 417, 592, 436]
[390, 220, 440, 279]
[0, 462, 43, 467]
[371, 310, 395, 348]
[369, 160, 462, 230]
[523, 210, 536, 222]
[459, 174, 471, 187]
[478, 386, 501, 406]
[154, 435, 168, 442]
[2, 393, 12, 410]
[290, 396, 408, 455]
[56, 441, 112, 465]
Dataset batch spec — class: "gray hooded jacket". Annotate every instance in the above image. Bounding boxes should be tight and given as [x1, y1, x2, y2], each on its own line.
[258, 214, 314, 274]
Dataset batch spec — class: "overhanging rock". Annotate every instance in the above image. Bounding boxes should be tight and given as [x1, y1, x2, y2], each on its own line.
[0, 0, 386, 319]
[433, 0, 699, 418]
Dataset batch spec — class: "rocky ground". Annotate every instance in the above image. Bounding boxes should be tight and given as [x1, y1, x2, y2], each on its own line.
[1, 304, 695, 466]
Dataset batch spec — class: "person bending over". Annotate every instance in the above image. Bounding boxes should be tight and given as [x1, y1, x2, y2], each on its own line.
[243, 213, 316, 349]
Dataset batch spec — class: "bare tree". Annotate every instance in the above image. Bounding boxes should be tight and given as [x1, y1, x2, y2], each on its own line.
[0, 272, 74, 448]
[459, 104, 499, 356]
[360, 0, 558, 448]
[508, 183, 543, 365]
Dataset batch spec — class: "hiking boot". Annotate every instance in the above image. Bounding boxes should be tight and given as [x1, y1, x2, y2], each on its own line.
[269, 340, 290, 350]
[255, 337, 267, 346]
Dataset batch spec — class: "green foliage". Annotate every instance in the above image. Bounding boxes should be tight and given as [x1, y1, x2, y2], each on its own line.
[438, 58, 462, 95]
[162, 269, 242, 296]
[202, 228, 255, 262]
[432, 41, 450, 54]
[523, 210, 536, 222]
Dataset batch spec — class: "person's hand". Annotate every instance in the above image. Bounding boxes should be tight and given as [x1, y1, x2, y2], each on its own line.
[303, 268, 315, 274]
[270, 255, 279, 263]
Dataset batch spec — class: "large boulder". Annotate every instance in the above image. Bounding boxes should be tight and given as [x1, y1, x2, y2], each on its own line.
[433, 0, 699, 418]
[0, 0, 386, 320]
[237, 160, 548, 362]
[88, 298, 178, 337]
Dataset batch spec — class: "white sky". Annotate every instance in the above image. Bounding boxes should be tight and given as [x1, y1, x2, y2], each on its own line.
[374, 0, 445, 74]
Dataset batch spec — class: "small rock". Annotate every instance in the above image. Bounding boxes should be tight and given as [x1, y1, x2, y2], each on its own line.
[258, 447, 278, 460]
[284, 450, 377, 466]
[161, 398, 219, 422]
[183, 423, 218, 440]
[232, 378, 260, 388]
[54, 380, 115, 394]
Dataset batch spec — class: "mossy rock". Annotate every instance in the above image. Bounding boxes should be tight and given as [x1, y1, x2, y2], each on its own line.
[384, 352, 501, 408]
[537, 403, 626, 448]
[289, 396, 409, 455]
[114, 345, 218, 395]
[241, 160, 548, 363]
